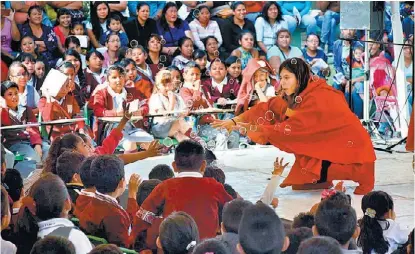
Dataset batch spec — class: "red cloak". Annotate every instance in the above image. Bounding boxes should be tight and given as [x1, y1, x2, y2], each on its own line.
[407, 106, 414, 152]
[239, 78, 376, 194]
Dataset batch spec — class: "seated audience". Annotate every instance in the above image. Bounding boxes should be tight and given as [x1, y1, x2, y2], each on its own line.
[292, 212, 314, 229]
[86, 2, 111, 49]
[282, 227, 313, 254]
[1, 186, 17, 254]
[171, 37, 195, 71]
[267, 29, 303, 73]
[189, 5, 223, 51]
[84, 50, 106, 101]
[100, 14, 129, 48]
[149, 164, 175, 181]
[130, 45, 155, 99]
[297, 236, 343, 254]
[193, 239, 230, 254]
[302, 34, 330, 78]
[225, 56, 243, 83]
[231, 31, 259, 71]
[30, 236, 76, 254]
[124, 3, 158, 49]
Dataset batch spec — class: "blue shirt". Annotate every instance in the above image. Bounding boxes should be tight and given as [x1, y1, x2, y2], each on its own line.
[156, 20, 190, 47]
[302, 48, 328, 77]
[255, 17, 288, 49]
[128, 1, 166, 18]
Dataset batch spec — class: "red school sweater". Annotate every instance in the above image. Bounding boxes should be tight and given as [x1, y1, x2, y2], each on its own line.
[134, 176, 233, 240]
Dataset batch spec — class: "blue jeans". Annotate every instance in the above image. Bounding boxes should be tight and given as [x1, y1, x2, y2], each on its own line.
[345, 85, 363, 119]
[284, 14, 318, 35]
[316, 10, 340, 52]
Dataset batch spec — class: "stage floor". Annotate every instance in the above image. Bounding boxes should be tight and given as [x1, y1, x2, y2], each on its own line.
[124, 144, 414, 230]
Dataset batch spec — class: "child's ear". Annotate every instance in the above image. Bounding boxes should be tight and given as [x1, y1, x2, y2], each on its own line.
[1, 213, 11, 230]
[199, 160, 207, 175]
[281, 236, 290, 252]
[312, 225, 319, 236]
[220, 222, 226, 234]
[71, 173, 82, 184]
[156, 236, 162, 249]
[172, 161, 179, 173]
[236, 243, 245, 254]
[64, 197, 72, 213]
[353, 225, 361, 239]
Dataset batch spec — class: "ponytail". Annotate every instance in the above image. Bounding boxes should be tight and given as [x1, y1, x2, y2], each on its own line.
[14, 202, 40, 254]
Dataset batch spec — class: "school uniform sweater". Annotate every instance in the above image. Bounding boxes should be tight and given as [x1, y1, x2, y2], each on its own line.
[202, 77, 240, 104]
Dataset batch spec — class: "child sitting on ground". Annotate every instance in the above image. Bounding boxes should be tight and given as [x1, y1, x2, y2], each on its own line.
[216, 199, 253, 254]
[75, 155, 141, 247]
[149, 164, 175, 181]
[358, 191, 410, 254]
[237, 202, 289, 254]
[313, 199, 361, 253]
[135, 140, 233, 241]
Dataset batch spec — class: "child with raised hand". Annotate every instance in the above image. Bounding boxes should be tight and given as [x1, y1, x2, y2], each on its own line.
[313, 199, 361, 253]
[75, 155, 142, 247]
[230, 31, 259, 70]
[358, 191, 410, 254]
[171, 37, 195, 71]
[134, 140, 233, 241]
[237, 202, 290, 254]
[156, 212, 200, 254]
[1, 186, 17, 254]
[100, 14, 129, 48]
[216, 199, 253, 254]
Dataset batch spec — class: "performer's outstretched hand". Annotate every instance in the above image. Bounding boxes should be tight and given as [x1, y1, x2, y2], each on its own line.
[211, 119, 234, 132]
[273, 157, 289, 176]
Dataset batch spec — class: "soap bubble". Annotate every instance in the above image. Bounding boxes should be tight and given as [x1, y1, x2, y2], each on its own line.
[130, 40, 138, 48]
[283, 125, 291, 135]
[264, 110, 275, 121]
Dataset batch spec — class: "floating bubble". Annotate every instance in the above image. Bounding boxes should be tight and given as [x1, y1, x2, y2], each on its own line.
[207, 140, 216, 150]
[126, 93, 134, 102]
[235, 58, 242, 65]
[143, 121, 149, 127]
[190, 132, 198, 139]
[130, 40, 138, 48]
[231, 104, 237, 110]
[239, 127, 247, 135]
[159, 55, 167, 63]
[205, 70, 210, 76]
[186, 99, 194, 108]
[290, 58, 297, 65]
[193, 9, 200, 18]
[163, 137, 174, 147]
[230, 89, 234, 94]
[312, 179, 318, 184]
[160, 38, 166, 45]
[228, 135, 237, 143]
[311, 75, 319, 82]
[214, 58, 222, 64]
[273, 123, 281, 131]
[157, 63, 165, 70]
[229, 79, 234, 85]
[264, 110, 275, 121]
[256, 117, 265, 125]
[202, 129, 208, 136]
[239, 142, 249, 149]
[283, 124, 292, 135]
[214, 50, 220, 57]
[347, 140, 354, 147]
[249, 125, 258, 132]
[294, 96, 302, 104]
[301, 168, 307, 175]
[198, 105, 204, 111]
[126, 48, 133, 56]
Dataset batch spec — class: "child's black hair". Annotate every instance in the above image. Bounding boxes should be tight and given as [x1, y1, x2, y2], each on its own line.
[159, 211, 200, 254]
[16, 52, 36, 63]
[1, 186, 10, 220]
[86, 50, 105, 62]
[70, 21, 85, 34]
[203, 166, 225, 184]
[107, 14, 122, 30]
[178, 37, 193, 50]
[136, 179, 162, 206]
[3, 168, 23, 202]
[56, 151, 85, 184]
[315, 200, 357, 245]
[117, 57, 137, 69]
[63, 49, 86, 85]
[44, 133, 84, 174]
[238, 30, 255, 43]
[297, 236, 343, 254]
[174, 140, 205, 172]
[58, 61, 75, 72]
[239, 202, 286, 254]
[106, 65, 126, 78]
[30, 235, 76, 254]
[183, 61, 201, 73]
[193, 239, 230, 254]
[324, 191, 352, 206]
[225, 56, 240, 68]
[292, 212, 315, 229]
[79, 155, 98, 188]
[149, 164, 174, 181]
[193, 50, 206, 60]
[88, 244, 124, 254]
[282, 227, 313, 254]
[223, 183, 238, 199]
[358, 191, 394, 254]
[279, 58, 311, 107]
[90, 155, 124, 194]
[306, 33, 321, 46]
[222, 199, 253, 234]
[64, 36, 81, 49]
[231, 1, 245, 11]
[205, 149, 217, 165]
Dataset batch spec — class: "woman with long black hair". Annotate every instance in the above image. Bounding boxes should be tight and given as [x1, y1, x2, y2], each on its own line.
[86, 1, 110, 49]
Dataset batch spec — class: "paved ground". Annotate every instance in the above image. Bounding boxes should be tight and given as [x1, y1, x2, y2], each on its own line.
[124, 143, 414, 230]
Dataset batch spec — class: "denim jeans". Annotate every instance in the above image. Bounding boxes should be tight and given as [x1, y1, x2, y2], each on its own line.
[284, 14, 318, 35]
[316, 10, 340, 52]
[345, 87, 363, 119]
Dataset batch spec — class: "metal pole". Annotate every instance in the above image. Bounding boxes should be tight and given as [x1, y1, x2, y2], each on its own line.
[363, 30, 370, 121]
[349, 39, 353, 110]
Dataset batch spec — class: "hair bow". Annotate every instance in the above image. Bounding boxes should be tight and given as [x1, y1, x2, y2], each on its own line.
[365, 208, 376, 218]
[186, 241, 196, 250]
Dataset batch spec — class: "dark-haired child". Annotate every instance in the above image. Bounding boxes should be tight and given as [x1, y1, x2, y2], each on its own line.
[135, 140, 233, 241]
[225, 56, 242, 83]
[84, 50, 106, 100]
[30, 236, 76, 254]
[156, 212, 200, 254]
[1, 80, 48, 174]
[56, 151, 86, 205]
[117, 57, 152, 100]
[34, 60, 46, 90]
[88, 244, 123, 254]
[193, 50, 208, 80]
[358, 191, 409, 254]
[282, 227, 313, 254]
[75, 155, 141, 247]
[216, 199, 253, 254]
[193, 239, 230, 254]
[292, 212, 314, 229]
[1, 186, 17, 254]
[100, 14, 129, 48]
[130, 46, 155, 99]
[70, 22, 86, 37]
[172, 37, 195, 71]
[204, 166, 226, 184]
[313, 200, 361, 253]
[297, 236, 343, 254]
[238, 202, 289, 254]
[3, 168, 24, 226]
[149, 164, 174, 181]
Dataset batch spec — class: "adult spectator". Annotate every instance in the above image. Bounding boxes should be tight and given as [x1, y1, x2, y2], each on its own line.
[189, 5, 223, 51]
[18, 5, 61, 68]
[53, 8, 72, 54]
[124, 3, 157, 48]
[146, 34, 169, 78]
[255, 2, 288, 54]
[47, 2, 84, 24]
[128, 1, 165, 20]
[279, 1, 317, 35]
[102, 32, 121, 68]
[1, 6, 20, 60]
[315, 1, 340, 56]
[178, 1, 198, 23]
[302, 34, 330, 78]
[86, 1, 111, 49]
[267, 29, 303, 73]
[221, 2, 256, 53]
[332, 29, 363, 91]
[10, 1, 52, 26]
[156, 2, 194, 57]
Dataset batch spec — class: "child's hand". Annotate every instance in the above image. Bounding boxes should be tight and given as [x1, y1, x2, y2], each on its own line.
[273, 157, 289, 176]
[145, 140, 163, 158]
[128, 173, 142, 197]
[271, 197, 279, 208]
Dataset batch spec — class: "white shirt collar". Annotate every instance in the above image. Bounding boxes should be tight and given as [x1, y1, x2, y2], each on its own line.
[183, 82, 195, 90]
[176, 172, 203, 178]
[38, 218, 74, 231]
[107, 85, 127, 99]
[95, 190, 119, 204]
[211, 76, 228, 94]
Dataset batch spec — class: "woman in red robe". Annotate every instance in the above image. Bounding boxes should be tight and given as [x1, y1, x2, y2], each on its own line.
[212, 58, 376, 195]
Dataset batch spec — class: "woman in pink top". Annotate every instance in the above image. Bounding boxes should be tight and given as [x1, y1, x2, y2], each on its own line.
[0, 7, 20, 58]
